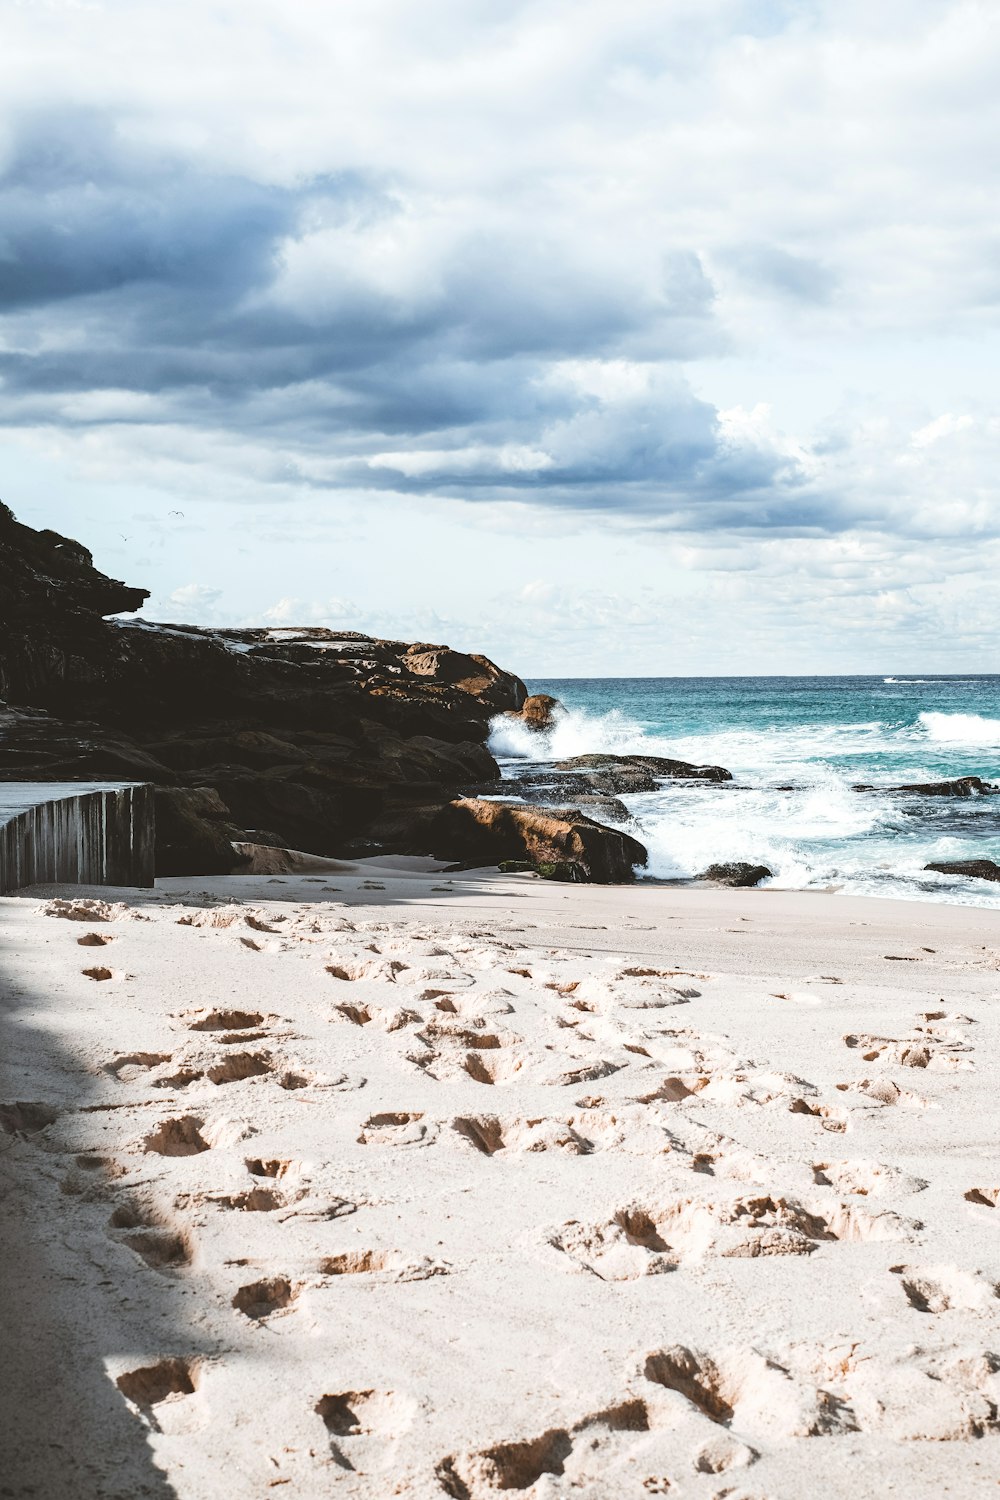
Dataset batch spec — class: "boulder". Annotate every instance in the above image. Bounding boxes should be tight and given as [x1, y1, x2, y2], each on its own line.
[426, 798, 648, 883]
[154, 787, 242, 876]
[402, 645, 525, 711]
[924, 859, 1000, 883]
[501, 693, 563, 733]
[853, 776, 997, 797]
[699, 862, 773, 887]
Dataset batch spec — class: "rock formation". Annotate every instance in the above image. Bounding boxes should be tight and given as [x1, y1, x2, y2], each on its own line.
[853, 776, 997, 797]
[427, 798, 647, 883]
[0, 503, 648, 880]
[924, 859, 1000, 883]
[556, 753, 733, 786]
[501, 693, 563, 733]
[699, 861, 773, 887]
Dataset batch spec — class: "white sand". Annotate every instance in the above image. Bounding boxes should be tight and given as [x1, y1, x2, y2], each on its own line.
[2, 860, 1000, 1498]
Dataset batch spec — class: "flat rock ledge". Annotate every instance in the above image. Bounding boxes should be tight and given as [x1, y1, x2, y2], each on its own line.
[854, 776, 998, 797]
[924, 859, 1000, 883]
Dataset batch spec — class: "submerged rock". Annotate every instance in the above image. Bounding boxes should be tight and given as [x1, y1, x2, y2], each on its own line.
[853, 776, 997, 797]
[556, 753, 732, 787]
[699, 861, 773, 887]
[924, 859, 1000, 883]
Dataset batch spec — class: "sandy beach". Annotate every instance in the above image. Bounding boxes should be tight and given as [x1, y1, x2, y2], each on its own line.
[2, 864, 999, 1499]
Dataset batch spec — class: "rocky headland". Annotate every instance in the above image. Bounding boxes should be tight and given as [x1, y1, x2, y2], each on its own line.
[0, 503, 654, 881]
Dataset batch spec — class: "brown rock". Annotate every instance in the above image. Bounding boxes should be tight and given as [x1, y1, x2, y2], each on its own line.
[502, 693, 563, 732]
[427, 798, 648, 883]
[402, 645, 526, 711]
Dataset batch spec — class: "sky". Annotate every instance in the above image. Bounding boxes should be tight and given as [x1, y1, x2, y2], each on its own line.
[2, 0, 999, 676]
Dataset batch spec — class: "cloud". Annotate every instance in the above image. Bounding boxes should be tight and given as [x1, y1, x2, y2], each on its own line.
[1, 1, 1000, 669]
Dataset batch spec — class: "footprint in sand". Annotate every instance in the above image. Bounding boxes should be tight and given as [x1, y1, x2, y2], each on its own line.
[812, 1160, 928, 1196]
[835, 1078, 929, 1109]
[245, 1155, 300, 1178]
[843, 1031, 973, 1071]
[232, 1276, 300, 1320]
[141, 1114, 247, 1155]
[318, 1250, 449, 1281]
[186, 1008, 266, 1032]
[357, 1112, 437, 1147]
[142, 1115, 211, 1156]
[116, 1358, 206, 1435]
[436, 1397, 652, 1497]
[965, 1187, 1000, 1208]
[642, 1344, 854, 1441]
[549, 1192, 916, 1279]
[106, 1052, 173, 1083]
[316, 1389, 416, 1472]
[206, 1051, 274, 1085]
[108, 1199, 195, 1272]
[890, 1263, 1000, 1313]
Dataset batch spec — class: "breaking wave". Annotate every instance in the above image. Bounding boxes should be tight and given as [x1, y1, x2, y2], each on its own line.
[487, 681, 1000, 906]
[488, 705, 662, 762]
[918, 711, 1000, 747]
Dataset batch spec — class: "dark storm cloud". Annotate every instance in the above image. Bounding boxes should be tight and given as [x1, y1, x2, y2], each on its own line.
[0, 108, 815, 529]
[0, 112, 303, 309]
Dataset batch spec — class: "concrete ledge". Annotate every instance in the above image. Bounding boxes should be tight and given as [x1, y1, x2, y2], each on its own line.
[0, 782, 154, 893]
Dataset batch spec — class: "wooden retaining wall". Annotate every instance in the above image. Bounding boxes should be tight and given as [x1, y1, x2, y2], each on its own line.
[0, 782, 154, 893]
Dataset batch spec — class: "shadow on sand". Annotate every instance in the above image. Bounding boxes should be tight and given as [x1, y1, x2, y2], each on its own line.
[0, 899, 216, 1500]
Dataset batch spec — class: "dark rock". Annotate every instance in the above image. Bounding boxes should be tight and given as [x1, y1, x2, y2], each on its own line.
[923, 859, 1000, 883]
[699, 862, 773, 887]
[401, 645, 524, 712]
[0, 505, 530, 872]
[501, 693, 563, 733]
[154, 787, 241, 876]
[399, 798, 647, 882]
[853, 776, 997, 797]
[0, 703, 173, 782]
[498, 858, 586, 882]
[555, 753, 732, 787]
[0, 501, 148, 622]
[561, 792, 632, 824]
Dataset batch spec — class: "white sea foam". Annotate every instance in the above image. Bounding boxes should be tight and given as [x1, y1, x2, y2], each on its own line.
[637, 772, 894, 886]
[918, 711, 1000, 746]
[489, 694, 1000, 907]
[488, 706, 660, 761]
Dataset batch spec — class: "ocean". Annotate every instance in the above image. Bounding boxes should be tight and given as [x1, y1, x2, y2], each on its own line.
[487, 675, 1000, 906]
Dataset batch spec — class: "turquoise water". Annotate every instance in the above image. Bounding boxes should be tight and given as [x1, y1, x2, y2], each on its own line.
[487, 675, 1000, 905]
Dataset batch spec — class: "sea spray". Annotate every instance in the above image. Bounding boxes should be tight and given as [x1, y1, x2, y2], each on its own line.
[918, 711, 1000, 747]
